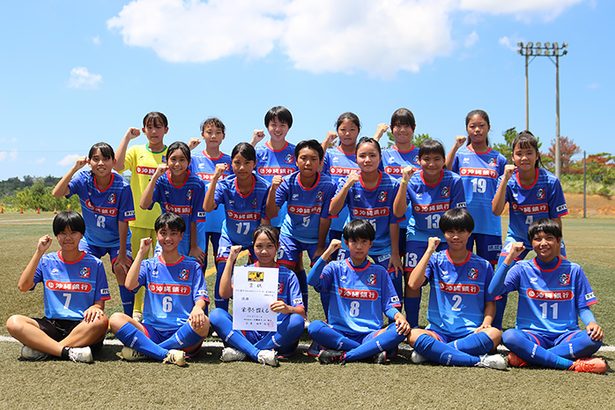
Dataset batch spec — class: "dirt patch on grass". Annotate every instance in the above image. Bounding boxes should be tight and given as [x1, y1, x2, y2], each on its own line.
[566, 193, 615, 216]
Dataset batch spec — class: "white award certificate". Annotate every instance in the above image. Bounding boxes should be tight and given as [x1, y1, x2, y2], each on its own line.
[232, 266, 279, 332]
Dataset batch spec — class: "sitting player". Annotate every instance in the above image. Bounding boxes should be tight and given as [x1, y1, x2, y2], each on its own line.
[109, 213, 210, 367]
[490, 219, 607, 374]
[406, 208, 506, 370]
[307, 219, 410, 364]
[209, 225, 305, 367]
[6, 211, 110, 363]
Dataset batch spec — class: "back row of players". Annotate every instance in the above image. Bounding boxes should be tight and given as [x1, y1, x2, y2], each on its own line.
[6, 107, 606, 373]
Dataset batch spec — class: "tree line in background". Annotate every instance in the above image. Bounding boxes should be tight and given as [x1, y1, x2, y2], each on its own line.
[0, 130, 613, 211]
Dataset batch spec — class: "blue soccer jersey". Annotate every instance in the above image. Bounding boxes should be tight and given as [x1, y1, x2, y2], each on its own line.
[501, 168, 568, 247]
[451, 146, 507, 236]
[68, 170, 135, 248]
[317, 259, 401, 336]
[191, 151, 232, 233]
[150, 171, 206, 254]
[406, 169, 466, 242]
[335, 171, 402, 255]
[214, 174, 269, 248]
[322, 147, 360, 231]
[382, 145, 420, 230]
[138, 255, 209, 331]
[424, 251, 495, 338]
[502, 258, 597, 334]
[276, 171, 336, 244]
[33, 251, 111, 320]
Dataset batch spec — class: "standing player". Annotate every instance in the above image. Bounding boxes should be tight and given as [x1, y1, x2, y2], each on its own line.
[204, 142, 270, 311]
[491, 130, 568, 328]
[115, 111, 170, 321]
[52, 142, 136, 315]
[393, 139, 466, 327]
[445, 109, 507, 268]
[190, 117, 233, 272]
[406, 208, 506, 370]
[109, 213, 210, 367]
[489, 219, 607, 374]
[209, 225, 305, 367]
[6, 211, 110, 363]
[266, 139, 336, 312]
[307, 220, 410, 364]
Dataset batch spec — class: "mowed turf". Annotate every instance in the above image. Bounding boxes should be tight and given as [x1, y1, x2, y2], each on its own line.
[0, 212, 613, 409]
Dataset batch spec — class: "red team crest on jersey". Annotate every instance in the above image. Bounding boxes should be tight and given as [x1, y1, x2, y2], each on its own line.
[278, 282, 285, 294]
[488, 157, 497, 167]
[79, 267, 91, 278]
[251, 198, 258, 208]
[537, 188, 545, 200]
[179, 269, 190, 281]
[559, 273, 571, 286]
[284, 154, 295, 164]
[367, 274, 377, 285]
[441, 186, 450, 198]
[316, 191, 324, 202]
[186, 189, 193, 201]
[468, 268, 478, 280]
[107, 193, 117, 204]
[378, 191, 387, 203]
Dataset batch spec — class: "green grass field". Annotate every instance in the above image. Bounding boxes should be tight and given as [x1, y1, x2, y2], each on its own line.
[1, 212, 614, 409]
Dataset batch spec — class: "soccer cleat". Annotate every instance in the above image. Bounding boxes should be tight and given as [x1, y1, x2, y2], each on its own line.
[410, 350, 428, 364]
[306, 341, 322, 358]
[373, 351, 388, 365]
[220, 347, 246, 362]
[119, 346, 146, 362]
[317, 349, 346, 365]
[20, 345, 48, 361]
[476, 354, 507, 370]
[67, 346, 94, 364]
[257, 349, 279, 367]
[507, 351, 528, 368]
[163, 349, 187, 367]
[569, 357, 608, 374]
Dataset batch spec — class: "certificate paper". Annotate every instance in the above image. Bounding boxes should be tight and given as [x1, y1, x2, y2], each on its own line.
[232, 266, 279, 332]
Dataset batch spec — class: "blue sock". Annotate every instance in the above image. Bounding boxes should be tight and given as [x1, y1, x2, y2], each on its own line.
[115, 323, 168, 361]
[414, 333, 479, 366]
[502, 329, 573, 369]
[344, 324, 405, 362]
[493, 294, 507, 330]
[547, 330, 602, 359]
[307, 320, 360, 351]
[159, 322, 204, 350]
[214, 262, 229, 311]
[448, 332, 494, 356]
[254, 313, 305, 354]
[296, 269, 308, 312]
[118, 285, 135, 316]
[404, 295, 421, 328]
[209, 308, 259, 361]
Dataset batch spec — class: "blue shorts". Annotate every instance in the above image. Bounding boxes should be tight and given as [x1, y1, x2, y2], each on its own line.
[215, 233, 256, 263]
[277, 235, 319, 268]
[518, 329, 583, 349]
[467, 233, 501, 266]
[424, 328, 473, 344]
[405, 240, 447, 273]
[79, 239, 132, 272]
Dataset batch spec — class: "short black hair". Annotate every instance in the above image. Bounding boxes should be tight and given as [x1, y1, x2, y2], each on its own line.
[439, 208, 474, 234]
[512, 130, 542, 168]
[390, 108, 416, 130]
[88, 142, 115, 161]
[419, 139, 445, 159]
[335, 112, 361, 132]
[355, 136, 382, 157]
[343, 219, 375, 242]
[253, 225, 279, 247]
[167, 141, 191, 164]
[143, 111, 168, 128]
[465, 109, 491, 146]
[264, 106, 293, 128]
[154, 212, 186, 233]
[200, 117, 226, 135]
[295, 139, 324, 161]
[53, 211, 86, 236]
[528, 218, 562, 242]
[231, 142, 256, 163]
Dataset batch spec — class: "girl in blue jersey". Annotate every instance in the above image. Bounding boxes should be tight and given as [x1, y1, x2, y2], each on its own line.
[190, 117, 233, 273]
[109, 213, 210, 367]
[204, 142, 270, 311]
[406, 208, 506, 370]
[52, 142, 136, 315]
[445, 110, 507, 267]
[209, 225, 306, 367]
[141, 141, 206, 264]
[393, 139, 466, 327]
[307, 219, 410, 364]
[491, 130, 568, 328]
[6, 211, 110, 363]
[490, 219, 606, 374]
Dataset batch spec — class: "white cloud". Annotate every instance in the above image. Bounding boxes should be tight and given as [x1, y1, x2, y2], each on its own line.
[464, 31, 479, 48]
[0, 150, 17, 162]
[459, 0, 583, 21]
[498, 36, 520, 51]
[68, 67, 103, 90]
[58, 154, 83, 167]
[92, 36, 101, 45]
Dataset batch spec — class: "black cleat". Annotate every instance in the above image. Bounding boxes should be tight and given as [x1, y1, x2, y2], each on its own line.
[373, 351, 388, 365]
[317, 349, 346, 365]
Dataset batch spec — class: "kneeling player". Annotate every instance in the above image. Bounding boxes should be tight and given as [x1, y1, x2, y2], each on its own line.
[209, 225, 306, 367]
[307, 219, 410, 364]
[6, 211, 110, 363]
[490, 219, 607, 374]
[406, 208, 506, 370]
[109, 213, 210, 367]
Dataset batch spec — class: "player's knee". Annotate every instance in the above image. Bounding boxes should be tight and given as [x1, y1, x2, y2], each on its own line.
[208, 308, 228, 326]
[501, 328, 522, 348]
[108, 312, 129, 333]
[307, 320, 326, 336]
[6, 315, 23, 336]
[482, 327, 502, 345]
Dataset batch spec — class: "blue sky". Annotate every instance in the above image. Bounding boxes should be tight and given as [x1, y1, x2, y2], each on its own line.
[0, 0, 612, 180]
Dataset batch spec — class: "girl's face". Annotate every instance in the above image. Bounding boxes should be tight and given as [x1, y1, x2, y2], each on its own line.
[296, 147, 321, 178]
[156, 227, 183, 253]
[202, 124, 224, 149]
[254, 233, 277, 265]
[267, 118, 290, 143]
[142, 121, 168, 147]
[356, 142, 380, 173]
[392, 123, 414, 146]
[512, 144, 538, 171]
[56, 227, 83, 252]
[232, 153, 255, 179]
[167, 149, 189, 177]
[531, 231, 561, 262]
[444, 229, 471, 252]
[420, 153, 445, 176]
[337, 119, 359, 147]
[88, 148, 114, 178]
[346, 238, 371, 262]
[466, 114, 489, 146]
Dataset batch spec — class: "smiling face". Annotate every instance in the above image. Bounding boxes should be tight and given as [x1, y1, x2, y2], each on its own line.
[267, 117, 290, 144]
[167, 148, 189, 177]
[356, 141, 381, 174]
[392, 123, 414, 146]
[156, 226, 183, 253]
[512, 144, 538, 172]
[88, 148, 114, 179]
[253, 232, 277, 266]
[531, 231, 561, 262]
[420, 152, 445, 178]
[56, 227, 83, 252]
